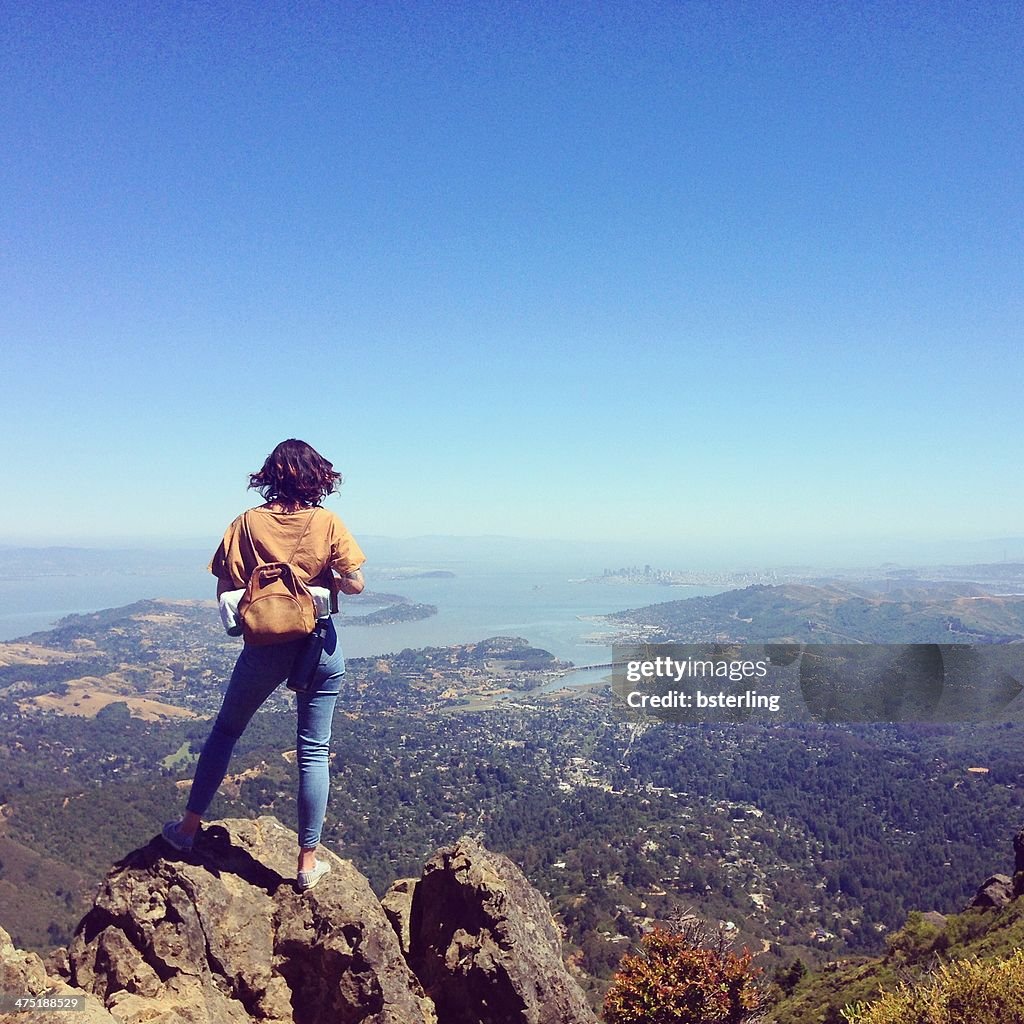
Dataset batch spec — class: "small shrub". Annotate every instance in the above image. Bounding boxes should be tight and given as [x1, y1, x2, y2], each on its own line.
[841, 949, 1024, 1024]
[942, 907, 992, 948]
[603, 922, 764, 1024]
[884, 910, 943, 961]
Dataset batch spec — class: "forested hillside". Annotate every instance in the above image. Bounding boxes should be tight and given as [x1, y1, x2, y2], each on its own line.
[2, 589, 1023, 1010]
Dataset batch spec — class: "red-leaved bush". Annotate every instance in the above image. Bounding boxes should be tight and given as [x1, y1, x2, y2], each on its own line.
[603, 925, 764, 1024]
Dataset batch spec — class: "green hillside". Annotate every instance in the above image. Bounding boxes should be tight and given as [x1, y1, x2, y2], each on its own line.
[770, 882, 1024, 1023]
[605, 583, 1024, 644]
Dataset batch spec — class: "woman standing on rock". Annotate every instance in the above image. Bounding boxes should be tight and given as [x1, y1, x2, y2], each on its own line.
[162, 439, 365, 892]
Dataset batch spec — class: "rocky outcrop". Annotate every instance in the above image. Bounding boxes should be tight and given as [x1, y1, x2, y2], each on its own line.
[967, 873, 1014, 910]
[1013, 827, 1024, 897]
[408, 836, 598, 1024]
[381, 878, 417, 958]
[0, 925, 117, 1024]
[68, 817, 436, 1024]
[39, 818, 592, 1024]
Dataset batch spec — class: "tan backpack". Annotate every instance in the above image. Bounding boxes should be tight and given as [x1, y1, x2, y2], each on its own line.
[237, 511, 318, 646]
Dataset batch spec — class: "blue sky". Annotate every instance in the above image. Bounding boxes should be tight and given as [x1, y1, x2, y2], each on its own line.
[2, 1, 1021, 562]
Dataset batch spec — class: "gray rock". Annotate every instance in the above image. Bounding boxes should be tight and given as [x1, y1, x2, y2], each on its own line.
[68, 817, 436, 1024]
[408, 836, 597, 1024]
[967, 873, 1014, 909]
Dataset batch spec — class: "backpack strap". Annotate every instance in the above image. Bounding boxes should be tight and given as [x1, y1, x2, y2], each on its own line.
[241, 509, 317, 571]
[286, 510, 317, 564]
[287, 510, 338, 615]
[241, 512, 262, 568]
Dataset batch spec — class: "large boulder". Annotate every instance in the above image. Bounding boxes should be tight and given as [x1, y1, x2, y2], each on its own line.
[407, 836, 597, 1024]
[967, 873, 1014, 910]
[68, 817, 436, 1024]
[10, 819, 593, 1024]
[0, 925, 117, 1024]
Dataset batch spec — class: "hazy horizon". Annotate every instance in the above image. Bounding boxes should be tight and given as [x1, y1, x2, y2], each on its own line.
[3, 531, 1024, 574]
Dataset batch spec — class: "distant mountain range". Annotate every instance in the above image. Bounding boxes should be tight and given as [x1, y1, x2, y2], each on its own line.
[5, 535, 1024, 571]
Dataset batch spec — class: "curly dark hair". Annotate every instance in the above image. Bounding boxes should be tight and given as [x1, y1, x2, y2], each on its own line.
[248, 439, 343, 507]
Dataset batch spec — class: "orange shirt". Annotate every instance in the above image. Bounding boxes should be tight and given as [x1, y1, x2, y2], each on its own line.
[209, 506, 366, 591]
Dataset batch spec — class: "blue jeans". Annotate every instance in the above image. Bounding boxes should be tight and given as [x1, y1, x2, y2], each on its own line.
[186, 618, 345, 849]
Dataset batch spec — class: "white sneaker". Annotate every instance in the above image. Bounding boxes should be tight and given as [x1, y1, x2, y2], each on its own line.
[297, 859, 331, 892]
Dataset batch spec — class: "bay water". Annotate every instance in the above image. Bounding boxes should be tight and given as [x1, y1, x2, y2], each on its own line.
[0, 553, 722, 666]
